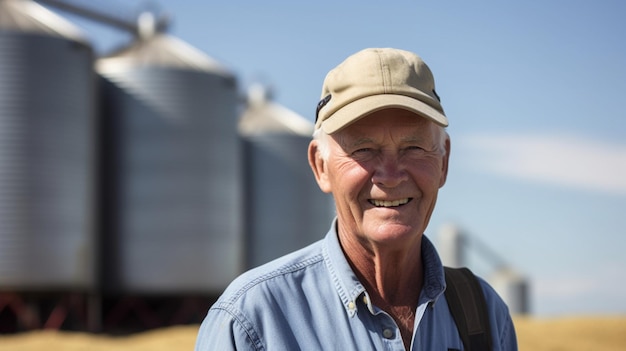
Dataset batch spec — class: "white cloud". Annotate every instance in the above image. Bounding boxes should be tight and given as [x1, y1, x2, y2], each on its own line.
[457, 133, 626, 195]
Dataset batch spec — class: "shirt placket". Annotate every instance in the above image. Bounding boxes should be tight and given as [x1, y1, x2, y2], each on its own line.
[360, 294, 407, 351]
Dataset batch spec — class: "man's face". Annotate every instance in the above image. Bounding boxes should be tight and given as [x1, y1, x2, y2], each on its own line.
[311, 108, 450, 249]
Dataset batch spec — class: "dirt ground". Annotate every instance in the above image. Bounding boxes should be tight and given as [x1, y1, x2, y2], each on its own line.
[0, 316, 625, 350]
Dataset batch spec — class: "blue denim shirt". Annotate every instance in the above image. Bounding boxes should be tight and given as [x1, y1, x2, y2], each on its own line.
[195, 221, 517, 350]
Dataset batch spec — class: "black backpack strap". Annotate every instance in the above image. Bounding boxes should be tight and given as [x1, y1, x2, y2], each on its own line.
[444, 267, 493, 351]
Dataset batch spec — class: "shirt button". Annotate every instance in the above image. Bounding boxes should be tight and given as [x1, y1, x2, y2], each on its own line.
[348, 301, 355, 310]
[382, 328, 394, 339]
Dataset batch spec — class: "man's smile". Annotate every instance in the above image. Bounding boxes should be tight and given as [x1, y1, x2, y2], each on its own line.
[368, 198, 412, 208]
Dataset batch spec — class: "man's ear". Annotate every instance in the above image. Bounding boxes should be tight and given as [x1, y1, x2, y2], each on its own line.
[308, 140, 332, 193]
[439, 136, 451, 188]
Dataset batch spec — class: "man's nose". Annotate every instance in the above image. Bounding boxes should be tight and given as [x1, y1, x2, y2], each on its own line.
[370, 156, 408, 188]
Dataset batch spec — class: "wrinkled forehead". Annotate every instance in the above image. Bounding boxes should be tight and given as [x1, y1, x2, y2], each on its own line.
[331, 110, 441, 146]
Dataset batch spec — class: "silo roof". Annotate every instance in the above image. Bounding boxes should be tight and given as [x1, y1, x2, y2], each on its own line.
[96, 33, 233, 76]
[0, 0, 88, 44]
[239, 84, 313, 136]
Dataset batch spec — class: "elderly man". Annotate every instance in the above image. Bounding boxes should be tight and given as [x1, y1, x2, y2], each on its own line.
[195, 48, 518, 350]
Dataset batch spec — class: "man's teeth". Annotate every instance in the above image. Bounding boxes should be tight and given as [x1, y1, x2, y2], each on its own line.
[371, 198, 410, 207]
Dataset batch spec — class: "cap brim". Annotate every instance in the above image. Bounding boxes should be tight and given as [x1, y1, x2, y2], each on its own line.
[321, 94, 448, 134]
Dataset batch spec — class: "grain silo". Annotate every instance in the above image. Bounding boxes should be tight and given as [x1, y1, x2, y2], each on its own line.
[240, 84, 335, 268]
[437, 223, 465, 268]
[97, 22, 243, 294]
[437, 223, 531, 315]
[0, 0, 97, 290]
[490, 267, 530, 315]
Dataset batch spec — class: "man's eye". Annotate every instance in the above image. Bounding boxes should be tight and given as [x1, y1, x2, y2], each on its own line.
[352, 148, 373, 156]
[405, 146, 429, 156]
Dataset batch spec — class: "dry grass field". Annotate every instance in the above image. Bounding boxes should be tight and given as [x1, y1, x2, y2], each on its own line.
[0, 316, 625, 350]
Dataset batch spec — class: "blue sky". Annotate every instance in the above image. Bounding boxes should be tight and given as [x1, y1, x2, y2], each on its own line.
[51, 0, 626, 316]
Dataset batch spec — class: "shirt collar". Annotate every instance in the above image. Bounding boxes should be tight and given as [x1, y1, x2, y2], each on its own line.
[322, 219, 447, 318]
[419, 233, 447, 305]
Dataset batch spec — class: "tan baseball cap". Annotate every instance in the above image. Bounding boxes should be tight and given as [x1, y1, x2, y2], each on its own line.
[315, 48, 448, 134]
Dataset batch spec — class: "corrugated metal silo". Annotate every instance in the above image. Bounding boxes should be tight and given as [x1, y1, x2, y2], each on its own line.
[240, 84, 335, 268]
[97, 30, 243, 293]
[0, 0, 97, 290]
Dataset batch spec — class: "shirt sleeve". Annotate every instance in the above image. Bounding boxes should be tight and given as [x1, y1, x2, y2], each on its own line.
[194, 307, 260, 351]
[478, 277, 519, 351]
[499, 310, 517, 351]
